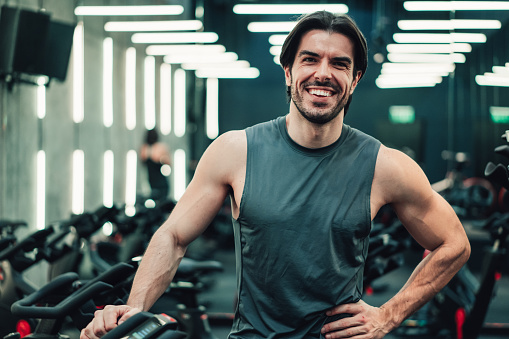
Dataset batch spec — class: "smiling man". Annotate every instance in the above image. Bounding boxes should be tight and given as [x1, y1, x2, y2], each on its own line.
[81, 11, 470, 339]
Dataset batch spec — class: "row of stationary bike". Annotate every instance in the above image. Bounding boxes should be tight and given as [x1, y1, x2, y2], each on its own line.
[393, 134, 509, 339]
[0, 198, 227, 339]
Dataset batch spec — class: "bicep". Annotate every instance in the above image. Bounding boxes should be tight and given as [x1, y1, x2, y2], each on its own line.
[378, 147, 464, 251]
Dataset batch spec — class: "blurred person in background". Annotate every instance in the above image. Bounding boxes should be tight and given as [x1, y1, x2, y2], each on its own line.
[140, 128, 172, 201]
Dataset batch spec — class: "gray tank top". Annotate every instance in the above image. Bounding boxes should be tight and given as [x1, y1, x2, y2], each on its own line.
[229, 116, 381, 338]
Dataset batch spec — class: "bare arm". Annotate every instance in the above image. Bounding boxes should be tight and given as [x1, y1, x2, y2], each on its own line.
[81, 131, 246, 338]
[376, 146, 470, 330]
[322, 146, 470, 338]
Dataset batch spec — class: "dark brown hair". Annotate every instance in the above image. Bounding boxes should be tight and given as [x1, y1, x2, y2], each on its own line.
[279, 11, 368, 115]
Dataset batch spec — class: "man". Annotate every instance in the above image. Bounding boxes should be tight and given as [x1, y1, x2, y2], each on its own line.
[81, 11, 470, 339]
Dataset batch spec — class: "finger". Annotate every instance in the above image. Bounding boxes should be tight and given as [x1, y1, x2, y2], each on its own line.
[118, 307, 141, 325]
[327, 300, 365, 316]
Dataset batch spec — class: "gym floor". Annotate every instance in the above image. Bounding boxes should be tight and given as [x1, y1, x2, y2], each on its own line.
[194, 225, 509, 339]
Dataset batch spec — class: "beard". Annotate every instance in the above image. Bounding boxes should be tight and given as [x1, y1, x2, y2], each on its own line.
[290, 78, 350, 125]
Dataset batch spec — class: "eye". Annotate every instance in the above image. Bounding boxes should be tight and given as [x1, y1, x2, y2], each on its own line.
[303, 57, 316, 63]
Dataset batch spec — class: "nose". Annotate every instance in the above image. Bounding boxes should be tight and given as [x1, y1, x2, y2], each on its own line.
[314, 60, 332, 82]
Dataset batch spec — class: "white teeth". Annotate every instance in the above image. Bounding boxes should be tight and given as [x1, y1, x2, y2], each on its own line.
[308, 89, 332, 97]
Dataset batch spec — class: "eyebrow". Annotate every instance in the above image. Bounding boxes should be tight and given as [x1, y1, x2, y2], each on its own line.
[298, 50, 353, 65]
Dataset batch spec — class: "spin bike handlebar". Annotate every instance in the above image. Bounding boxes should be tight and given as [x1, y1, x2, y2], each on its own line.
[101, 312, 186, 339]
[11, 272, 112, 319]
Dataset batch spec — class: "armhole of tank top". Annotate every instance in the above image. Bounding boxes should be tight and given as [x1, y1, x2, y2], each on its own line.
[234, 129, 250, 222]
[367, 141, 382, 224]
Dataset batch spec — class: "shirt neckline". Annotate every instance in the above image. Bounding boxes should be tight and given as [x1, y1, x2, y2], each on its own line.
[277, 115, 349, 157]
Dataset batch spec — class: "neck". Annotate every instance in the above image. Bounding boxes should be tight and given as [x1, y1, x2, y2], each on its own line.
[286, 108, 344, 149]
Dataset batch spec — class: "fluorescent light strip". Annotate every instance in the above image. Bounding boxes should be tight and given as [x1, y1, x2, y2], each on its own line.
[125, 150, 138, 215]
[269, 34, 288, 46]
[144, 56, 156, 130]
[476, 75, 509, 87]
[493, 66, 509, 74]
[72, 150, 85, 215]
[386, 43, 471, 54]
[36, 150, 45, 229]
[397, 19, 501, 30]
[103, 37, 113, 128]
[174, 149, 186, 201]
[174, 69, 186, 138]
[146, 44, 226, 56]
[195, 68, 260, 79]
[377, 75, 443, 83]
[270, 45, 283, 56]
[404, 1, 509, 11]
[160, 63, 172, 136]
[125, 47, 136, 130]
[37, 84, 46, 119]
[103, 150, 114, 208]
[164, 52, 238, 64]
[233, 4, 348, 14]
[248, 21, 297, 32]
[105, 20, 202, 32]
[181, 60, 250, 71]
[206, 78, 219, 140]
[387, 53, 466, 63]
[382, 62, 455, 73]
[132, 32, 218, 44]
[393, 33, 486, 43]
[376, 76, 441, 89]
[73, 22, 84, 123]
[75, 5, 184, 16]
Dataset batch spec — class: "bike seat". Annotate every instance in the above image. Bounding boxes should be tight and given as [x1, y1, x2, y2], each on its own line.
[174, 257, 223, 280]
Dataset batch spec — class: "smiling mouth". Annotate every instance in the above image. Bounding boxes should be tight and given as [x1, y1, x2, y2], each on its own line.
[307, 88, 335, 97]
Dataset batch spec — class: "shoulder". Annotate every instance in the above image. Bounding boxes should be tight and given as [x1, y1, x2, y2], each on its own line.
[373, 145, 433, 206]
[208, 130, 246, 154]
[195, 130, 246, 184]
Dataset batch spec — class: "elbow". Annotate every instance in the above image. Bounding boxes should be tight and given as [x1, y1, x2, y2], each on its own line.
[463, 239, 471, 263]
[457, 235, 471, 267]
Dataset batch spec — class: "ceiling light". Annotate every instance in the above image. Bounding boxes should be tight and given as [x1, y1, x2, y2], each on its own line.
[233, 4, 348, 15]
[493, 66, 509, 74]
[387, 43, 471, 54]
[75, 5, 184, 16]
[270, 45, 283, 56]
[381, 62, 455, 74]
[248, 22, 297, 32]
[376, 75, 442, 89]
[476, 75, 509, 87]
[393, 33, 487, 43]
[387, 53, 466, 63]
[404, 1, 509, 11]
[397, 19, 501, 30]
[181, 60, 250, 70]
[105, 20, 203, 32]
[269, 34, 288, 45]
[195, 68, 260, 79]
[146, 44, 226, 56]
[132, 32, 218, 44]
[164, 52, 238, 64]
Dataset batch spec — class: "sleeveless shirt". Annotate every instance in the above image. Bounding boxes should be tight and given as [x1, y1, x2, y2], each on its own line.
[229, 116, 381, 338]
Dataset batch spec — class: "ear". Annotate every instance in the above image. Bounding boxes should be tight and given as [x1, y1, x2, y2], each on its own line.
[349, 70, 362, 94]
[284, 65, 292, 87]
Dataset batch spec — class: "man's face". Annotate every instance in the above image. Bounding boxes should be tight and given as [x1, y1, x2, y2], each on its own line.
[284, 29, 361, 124]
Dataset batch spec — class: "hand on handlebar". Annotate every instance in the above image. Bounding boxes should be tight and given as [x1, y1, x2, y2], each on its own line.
[321, 300, 390, 339]
[80, 305, 141, 339]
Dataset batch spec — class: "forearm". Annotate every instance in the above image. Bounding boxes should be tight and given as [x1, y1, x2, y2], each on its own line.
[126, 225, 186, 311]
[380, 239, 470, 331]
